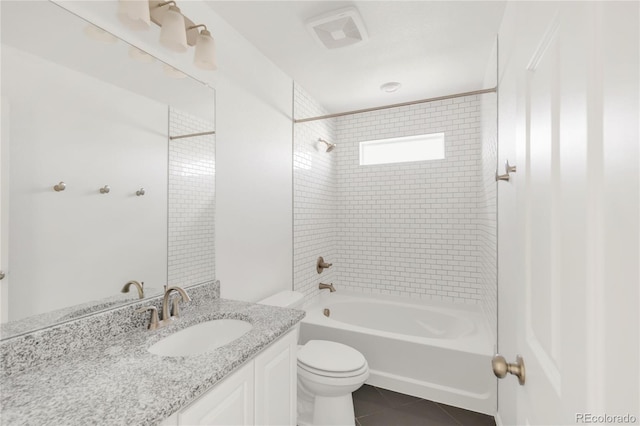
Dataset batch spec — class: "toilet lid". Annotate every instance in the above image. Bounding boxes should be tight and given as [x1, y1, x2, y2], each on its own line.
[297, 340, 367, 374]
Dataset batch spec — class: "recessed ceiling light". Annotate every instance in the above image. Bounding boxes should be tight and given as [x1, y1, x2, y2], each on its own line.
[380, 82, 402, 93]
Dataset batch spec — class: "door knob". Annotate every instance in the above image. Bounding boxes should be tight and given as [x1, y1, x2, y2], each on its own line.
[492, 354, 525, 385]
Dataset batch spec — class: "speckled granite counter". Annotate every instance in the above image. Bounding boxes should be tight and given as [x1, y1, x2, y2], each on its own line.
[0, 291, 305, 426]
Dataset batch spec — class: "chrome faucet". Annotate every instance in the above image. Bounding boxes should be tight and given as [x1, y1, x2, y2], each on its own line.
[121, 280, 145, 299]
[319, 282, 336, 292]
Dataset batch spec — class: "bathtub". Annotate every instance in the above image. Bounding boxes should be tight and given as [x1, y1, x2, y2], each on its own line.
[299, 291, 496, 415]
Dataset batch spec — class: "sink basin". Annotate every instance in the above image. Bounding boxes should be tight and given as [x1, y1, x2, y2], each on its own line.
[148, 319, 252, 357]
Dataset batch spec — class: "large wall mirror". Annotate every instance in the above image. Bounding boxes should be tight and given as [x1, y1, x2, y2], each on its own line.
[0, 1, 216, 339]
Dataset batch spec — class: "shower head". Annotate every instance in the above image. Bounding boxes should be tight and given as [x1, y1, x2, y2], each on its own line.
[318, 138, 336, 152]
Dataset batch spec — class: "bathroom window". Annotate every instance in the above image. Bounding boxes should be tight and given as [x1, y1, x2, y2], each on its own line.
[359, 133, 445, 166]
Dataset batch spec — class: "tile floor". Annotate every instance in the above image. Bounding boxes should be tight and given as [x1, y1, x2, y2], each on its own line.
[353, 385, 496, 426]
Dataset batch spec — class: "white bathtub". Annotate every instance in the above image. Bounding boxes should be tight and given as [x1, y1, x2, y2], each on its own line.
[299, 291, 496, 415]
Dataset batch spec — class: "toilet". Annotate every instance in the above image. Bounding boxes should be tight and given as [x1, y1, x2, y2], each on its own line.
[259, 291, 369, 426]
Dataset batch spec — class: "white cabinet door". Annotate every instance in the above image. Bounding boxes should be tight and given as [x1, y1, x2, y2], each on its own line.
[178, 361, 255, 426]
[254, 329, 297, 426]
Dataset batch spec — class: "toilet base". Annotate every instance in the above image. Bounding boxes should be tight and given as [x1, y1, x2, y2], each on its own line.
[313, 394, 356, 426]
[298, 379, 357, 426]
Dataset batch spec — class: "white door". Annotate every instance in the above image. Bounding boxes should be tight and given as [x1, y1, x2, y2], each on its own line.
[497, 2, 639, 425]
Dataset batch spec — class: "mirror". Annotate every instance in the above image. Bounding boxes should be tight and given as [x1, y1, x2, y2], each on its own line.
[0, 1, 215, 339]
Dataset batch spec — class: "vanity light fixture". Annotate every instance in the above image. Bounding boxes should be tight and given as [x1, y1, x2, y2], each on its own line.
[158, 2, 188, 52]
[117, 1, 218, 71]
[117, 0, 151, 31]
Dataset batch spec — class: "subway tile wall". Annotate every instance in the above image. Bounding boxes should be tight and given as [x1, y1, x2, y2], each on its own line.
[479, 94, 498, 334]
[293, 84, 338, 301]
[335, 96, 484, 304]
[293, 88, 497, 322]
[168, 107, 216, 287]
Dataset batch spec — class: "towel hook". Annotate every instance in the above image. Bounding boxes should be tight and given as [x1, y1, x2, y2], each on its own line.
[99, 185, 111, 194]
[53, 182, 66, 192]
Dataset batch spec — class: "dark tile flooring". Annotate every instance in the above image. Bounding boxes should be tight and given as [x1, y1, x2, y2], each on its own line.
[353, 385, 496, 426]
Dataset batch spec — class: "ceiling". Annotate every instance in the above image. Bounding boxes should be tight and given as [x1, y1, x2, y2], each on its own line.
[206, 1, 506, 115]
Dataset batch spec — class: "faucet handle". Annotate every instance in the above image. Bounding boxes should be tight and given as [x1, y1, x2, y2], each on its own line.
[136, 306, 159, 330]
[316, 256, 333, 274]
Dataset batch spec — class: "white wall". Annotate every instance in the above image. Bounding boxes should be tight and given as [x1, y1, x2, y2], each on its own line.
[479, 42, 498, 340]
[2, 45, 167, 320]
[293, 84, 338, 301]
[50, 1, 295, 302]
[215, 76, 293, 301]
[334, 96, 484, 304]
[178, 2, 294, 302]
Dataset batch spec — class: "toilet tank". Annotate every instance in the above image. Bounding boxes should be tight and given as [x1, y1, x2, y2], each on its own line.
[258, 291, 305, 309]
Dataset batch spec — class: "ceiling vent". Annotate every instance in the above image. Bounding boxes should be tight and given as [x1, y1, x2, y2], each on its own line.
[306, 7, 368, 50]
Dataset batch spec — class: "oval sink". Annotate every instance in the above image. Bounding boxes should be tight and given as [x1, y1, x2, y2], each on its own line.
[148, 319, 252, 357]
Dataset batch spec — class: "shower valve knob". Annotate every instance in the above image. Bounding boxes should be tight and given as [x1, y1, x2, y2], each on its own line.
[316, 256, 333, 274]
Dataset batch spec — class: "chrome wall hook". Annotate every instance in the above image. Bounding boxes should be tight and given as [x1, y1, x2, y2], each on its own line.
[136, 188, 145, 196]
[99, 185, 111, 194]
[505, 160, 517, 174]
[53, 182, 66, 192]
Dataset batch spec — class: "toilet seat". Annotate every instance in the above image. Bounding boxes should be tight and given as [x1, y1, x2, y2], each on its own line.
[298, 361, 369, 378]
[297, 340, 367, 378]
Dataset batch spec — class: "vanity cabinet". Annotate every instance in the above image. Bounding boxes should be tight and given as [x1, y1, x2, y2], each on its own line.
[160, 328, 297, 426]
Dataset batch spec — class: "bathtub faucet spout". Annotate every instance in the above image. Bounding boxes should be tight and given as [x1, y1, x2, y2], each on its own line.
[319, 283, 336, 292]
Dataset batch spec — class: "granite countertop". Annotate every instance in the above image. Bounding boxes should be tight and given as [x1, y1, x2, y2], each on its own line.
[0, 298, 305, 426]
